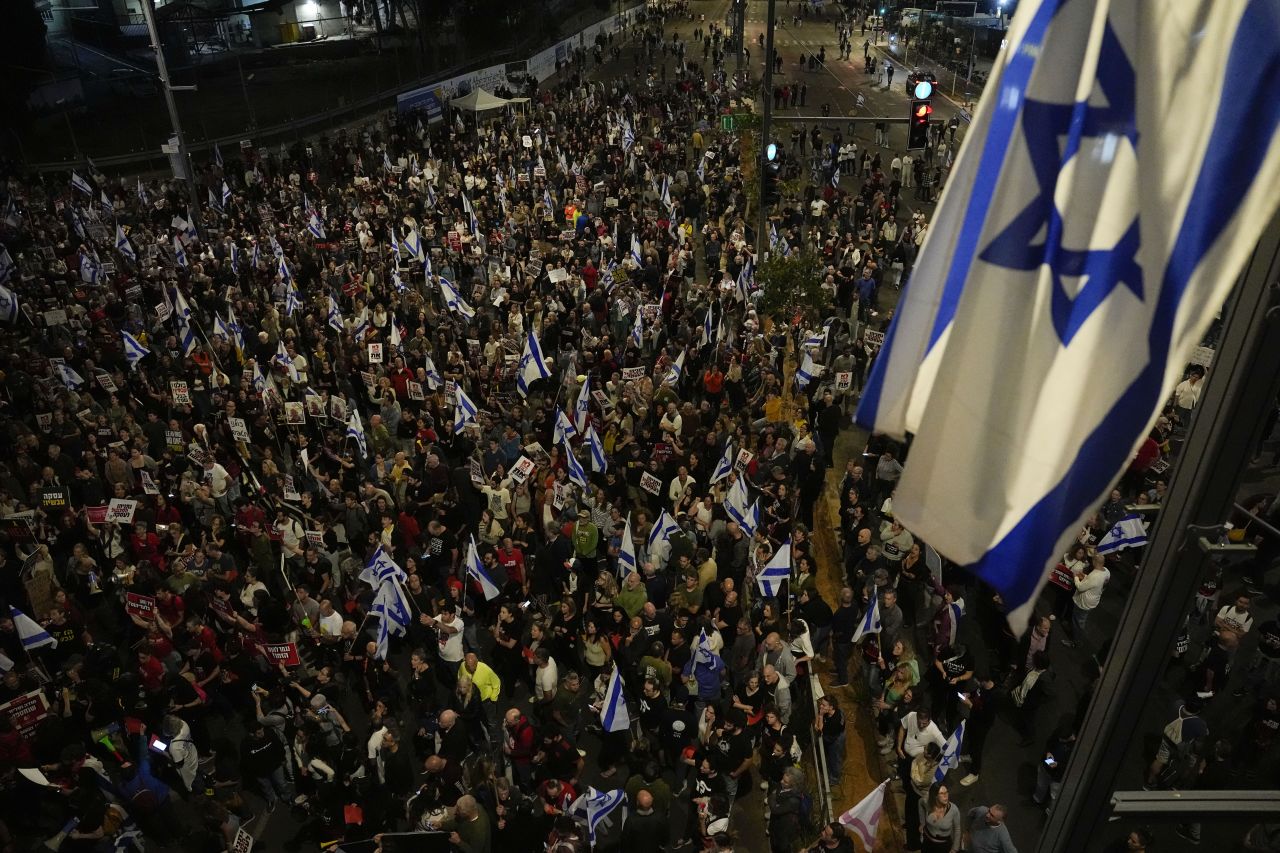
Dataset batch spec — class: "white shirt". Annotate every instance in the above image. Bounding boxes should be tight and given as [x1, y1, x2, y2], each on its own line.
[206, 463, 231, 497]
[437, 616, 465, 662]
[1217, 605, 1254, 635]
[319, 609, 344, 638]
[900, 712, 946, 757]
[1072, 567, 1110, 610]
[1173, 378, 1202, 409]
[536, 657, 559, 700]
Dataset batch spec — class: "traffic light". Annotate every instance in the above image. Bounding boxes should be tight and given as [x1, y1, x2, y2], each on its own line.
[763, 159, 781, 206]
[908, 99, 933, 150]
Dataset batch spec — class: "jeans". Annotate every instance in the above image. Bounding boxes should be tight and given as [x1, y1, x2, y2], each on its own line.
[823, 733, 844, 785]
[1072, 603, 1094, 641]
[1033, 763, 1061, 809]
[723, 772, 739, 800]
[256, 765, 295, 806]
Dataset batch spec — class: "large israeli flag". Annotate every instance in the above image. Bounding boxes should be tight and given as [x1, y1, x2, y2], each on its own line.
[935, 720, 967, 782]
[563, 436, 590, 489]
[121, 331, 150, 370]
[346, 411, 368, 458]
[454, 384, 478, 432]
[465, 535, 502, 601]
[617, 513, 637, 576]
[585, 425, 608, 474]
[756, 538, 791, 598]
[9, 606, 56, 651]
[709, 442, 735, 485]
[516, 330, 553, 397]
[854, 0, 1280, 634]
[1096, 513, 1148, 554]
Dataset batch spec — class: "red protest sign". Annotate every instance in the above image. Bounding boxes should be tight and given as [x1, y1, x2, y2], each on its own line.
[0, 690, 51, 738]
[263, 642, 300, 667]
[125, 592, 156, 621]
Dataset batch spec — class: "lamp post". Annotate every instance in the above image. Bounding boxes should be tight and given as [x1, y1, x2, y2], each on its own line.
[140, 0, 201, 238]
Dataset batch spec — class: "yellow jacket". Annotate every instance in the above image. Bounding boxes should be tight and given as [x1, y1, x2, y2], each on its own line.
[462, 659, 502, 703]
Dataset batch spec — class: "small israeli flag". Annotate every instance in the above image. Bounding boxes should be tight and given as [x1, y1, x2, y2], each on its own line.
[1097, 514, 1148, 554]
[756, 538, 792, 598]
[213, 143, 223, 168]
[663, 350, 685, 387]
[121, 330, 150, 370]
[709, 442, 735, 485]
[57, 362, 85, 388]
[423, 354, 443, 389]
[564, 437, 590, 488]
[454, 384, 478, 432]
[935, 720, 967, 782]
[736, 256, 754, 303]
[553, 406, 578, 444]
[361, 545, 407, 586]
[647, 508, 680, 554]
[600, 665, 631, 732]
[328, 295, 344, 333]
[574, 373, 592, 433]
[852, 594, 882, 643]
[346, 411, 368, 458]
[9, 606, 57, 651]
[586, 424, 607, 474]
[466, 536, 502, 600]
[70, 171, 93, 196]
[439, 276, 475, 321]
[630, 305, 644, 348]
[516, 329, 553, 397]
[796, 351, 818, 389]
[630, 234, 643, 266]
[115, 224, 136, 263]
[284, 282, 301, 317]
[617, 513, 637, 576]
[307, 212, 325, 240]
[173, 235, 188, 269]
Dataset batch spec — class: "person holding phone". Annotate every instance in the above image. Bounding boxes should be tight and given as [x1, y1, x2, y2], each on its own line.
[1032, 723, 1078, 813]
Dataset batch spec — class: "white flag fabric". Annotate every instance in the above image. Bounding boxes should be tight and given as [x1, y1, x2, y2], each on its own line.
[838, 780, 888, 850]
[617, 513, 637, 576]
[346, 411, 368, 458]
[852, 595, 881, 643]
[57, 363, 85, 388]
[553, 406, 578, 444]
[756, 538, 791, 597]
[454, 384, 478, 432]
[574, 373, 592, 433]
[9, 606, 57, 651]
[121, 331, 150, 369]
[516, 330, 553, 396]
[664, 350, 685, 386]
[709, 442, 735, 485]
[1096, 513, 1148, 554]
[854, 0, 1280, 634]
[600, 665, 631, 733]
[935, 720, 967, 782]
[585, 425, 607, 474]
[563, 436, 589, 489]
[0, 283, 19, 323]
[465, 536, 502, 600]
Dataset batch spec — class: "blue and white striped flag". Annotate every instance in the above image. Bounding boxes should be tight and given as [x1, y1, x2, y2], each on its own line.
[438, 276, 475, 321]
[360, 545, 407, 587]
[516, 329, 553, 397]
[466, 535, 502, 600]
[585, 424, 607, 474]
[173, 235, 187, 269]
[574, 373, 592, 433]
[736, 256, 753, 303]
[563, 436, 589, 489]
[796, 351, 817, 389]
[423, 354, 443, 390]
[70, 171, 92, 196]
[617, 513, 637, 576]
[701, 306, 716, 347]
[852, 594, 882, 643]
[935, 720, 967, 782]
[647, 508, 680, 554]
[600, 665, 631, 732]
[121, 331, 150, 370]
[284, 282, 301, 317]
[372, 600, 391, 660]
[756, 538, 791, 597]
[222, 180, 232, 207]
[630, 234, 643, 266]
[57, 362, 85, 389]
[553, 406, 578, 444]
[274, 340, 299, 381]
[327, 295, 344, 333]
[725, 477, 758, 535]
[454, 384, 478, 432]
[210, 187, 222, 211]
[278, 256, 292, 285]
[663, 350, 685, 387]
[307, 212, 325, 240]
[346, 411, 368, 458]
[402, 228, 423, 261]
[1096, 513, 1148, 554]
[621, 121, 636, 152]
[574, 787, 627, 845]
[709, 442, 735, 485]
[831, 165, 841, 188]
[115, 224, 136, 263]
[854, 0, 1280, 634]
[696, 154, 706, 183]
[371, 572, 411, 635]
[9, 606, 56, 651]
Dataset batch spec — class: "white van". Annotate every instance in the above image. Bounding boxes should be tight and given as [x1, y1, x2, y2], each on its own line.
[900, 8, 924, 27]
[865, 14, 884, 31]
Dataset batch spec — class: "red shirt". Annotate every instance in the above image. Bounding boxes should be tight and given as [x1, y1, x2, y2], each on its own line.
[138, 655, 165, 692]
[495, 546, 525, 585]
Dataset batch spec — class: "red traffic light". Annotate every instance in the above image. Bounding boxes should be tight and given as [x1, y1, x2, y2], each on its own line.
[914, 103, 933, 119]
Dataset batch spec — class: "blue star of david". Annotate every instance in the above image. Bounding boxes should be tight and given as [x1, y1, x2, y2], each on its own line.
[979, 23, 1144, 345]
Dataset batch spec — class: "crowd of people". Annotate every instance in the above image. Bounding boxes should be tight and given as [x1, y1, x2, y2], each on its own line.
[5, 1, 1270, 852]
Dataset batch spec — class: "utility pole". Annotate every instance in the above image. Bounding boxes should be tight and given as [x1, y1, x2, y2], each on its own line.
[140, 0, 201, 237]
[757, 0, 776, 252]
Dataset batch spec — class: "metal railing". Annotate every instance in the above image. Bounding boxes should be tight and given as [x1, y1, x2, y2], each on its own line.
[809, 667, 836, 825]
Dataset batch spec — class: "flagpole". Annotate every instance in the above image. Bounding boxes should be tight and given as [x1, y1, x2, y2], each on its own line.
[1038, 211, 1280, 849]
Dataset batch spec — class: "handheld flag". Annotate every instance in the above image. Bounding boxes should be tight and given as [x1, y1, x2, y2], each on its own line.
[1097, 513, 1148, 554]
[327, 295, 344, 333]
[600, 665, 631, 732]
[307, 212, 325, 240]
[346, 411, 368, 458]
[57, 362, 85, 388]
[935, 720, 967, 782]
[9, 606, 57, 651]
[709, 442, 735, 485]
[115, 224, 136, 263]
[574, 373, 592, 433]
[630, 305, 644, 348]
[453, 384, 477, 432]
[465, 536, 502, 600]
[617, 513, 637, 576]
[553, 406, 578, 444]
[646, 509, 680, 555]
[573, 787, 627, 846]
[121, 331, 150, 370]
[852, 594, 882, 643]
[438, 276, 475, 320]
[516, 330, 553, 396]
[70, 171, 92, 196]
[585, 424, 607, 474]
[0, 283, 18, 324]
[796, 351, 818, 389]
[838, 780, 888, 850]
[359, 545, 407, 588]
[755, 538, 792, 598]
[664, 350, 685, 386]
[423, 354, 443, 390]
[854, 0, 1280, 634]
[563, 437, 589, 489]
[172, 235, 187, 269]
[222, 181, 232, 207]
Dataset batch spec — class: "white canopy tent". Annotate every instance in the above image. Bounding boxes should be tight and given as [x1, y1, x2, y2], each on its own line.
[449, 88, 527, 112]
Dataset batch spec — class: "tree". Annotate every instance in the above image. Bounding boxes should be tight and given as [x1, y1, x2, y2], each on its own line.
[754, 250, 829, 327]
